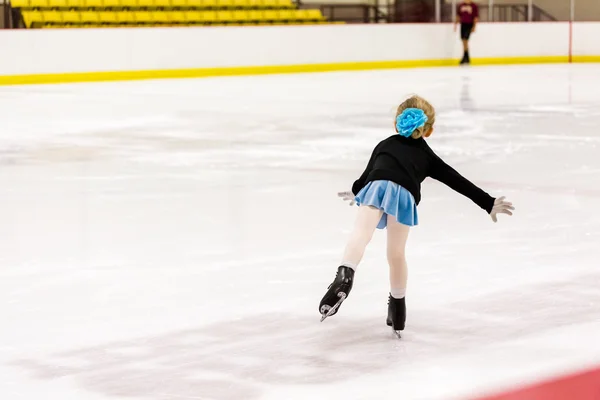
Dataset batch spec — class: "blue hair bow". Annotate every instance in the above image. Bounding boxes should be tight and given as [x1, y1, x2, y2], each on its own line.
[396, 108, 428, 137]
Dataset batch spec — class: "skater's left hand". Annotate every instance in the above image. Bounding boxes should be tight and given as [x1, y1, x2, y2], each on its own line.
[338, 191, 356, 206]
[490, 196, 514, 223]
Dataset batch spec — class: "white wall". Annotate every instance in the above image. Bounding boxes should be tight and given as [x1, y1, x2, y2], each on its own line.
[470, 23, 568, 58]
[572, 22, 600, 56]
[0, 22, 596, 77]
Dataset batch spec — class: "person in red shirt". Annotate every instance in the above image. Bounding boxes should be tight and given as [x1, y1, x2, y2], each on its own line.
[454, 0, 479, 65]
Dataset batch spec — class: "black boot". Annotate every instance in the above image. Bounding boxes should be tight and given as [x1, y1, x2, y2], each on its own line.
[386, 294, 406, 337]
[319, 266, 354, 321]
[465, 50, 471, 64]
[459, 51, 468, 65]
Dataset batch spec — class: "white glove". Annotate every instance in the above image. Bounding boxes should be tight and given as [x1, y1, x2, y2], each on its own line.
[490, 196, 514, 223]
[338, 191, 356, 206]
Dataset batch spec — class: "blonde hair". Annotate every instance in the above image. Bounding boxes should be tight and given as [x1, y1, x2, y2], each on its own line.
[395, 95, 436, 139]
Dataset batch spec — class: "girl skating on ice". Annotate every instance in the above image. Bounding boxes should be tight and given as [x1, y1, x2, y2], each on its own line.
[319, 95, 514, 337]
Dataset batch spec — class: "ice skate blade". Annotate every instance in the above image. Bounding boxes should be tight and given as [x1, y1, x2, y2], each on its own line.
[320, 292, 347, 322]
[393, 329, 402, 339]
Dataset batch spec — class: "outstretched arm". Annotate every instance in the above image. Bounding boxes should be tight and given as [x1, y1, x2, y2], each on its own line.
[428, 153, 495, 213]
[429, 151, 514, 222]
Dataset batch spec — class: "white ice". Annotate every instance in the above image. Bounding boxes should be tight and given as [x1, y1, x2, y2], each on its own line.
[1, 64, 600, 400]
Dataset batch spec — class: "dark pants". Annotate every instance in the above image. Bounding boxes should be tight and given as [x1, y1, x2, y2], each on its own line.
[460, 23, 474, 40]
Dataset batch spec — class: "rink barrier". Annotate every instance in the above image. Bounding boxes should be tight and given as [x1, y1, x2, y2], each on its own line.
[474, 364, 600, 400]
[0, 56, 572, 86]
[572, 55, 600, 62]
[0, 22, 598, 85]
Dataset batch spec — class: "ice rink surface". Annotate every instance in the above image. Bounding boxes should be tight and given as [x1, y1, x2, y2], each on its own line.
[1, 64, 600, 400]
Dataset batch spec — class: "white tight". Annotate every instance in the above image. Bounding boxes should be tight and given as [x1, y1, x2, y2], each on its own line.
[341, 206, 410, 297]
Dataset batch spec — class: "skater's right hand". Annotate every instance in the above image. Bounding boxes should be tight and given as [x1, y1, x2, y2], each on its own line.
[338, 191, 356, 206]
[490, 196, 514, 223]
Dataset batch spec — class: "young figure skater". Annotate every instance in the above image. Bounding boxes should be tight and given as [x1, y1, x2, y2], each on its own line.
[318, 95, 514, 337]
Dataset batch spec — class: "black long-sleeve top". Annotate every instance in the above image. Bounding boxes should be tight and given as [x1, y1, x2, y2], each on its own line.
[351, 135, 495, 214]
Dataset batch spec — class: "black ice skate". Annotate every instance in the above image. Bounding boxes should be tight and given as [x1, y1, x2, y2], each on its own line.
[319, 266, 354, 322]
[386, 294, 406, 338]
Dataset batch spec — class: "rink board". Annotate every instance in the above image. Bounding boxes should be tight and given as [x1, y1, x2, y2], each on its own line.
[0, 56, 569, 86]
[0, 22, 597, 85]
[477, 364, 600, 400]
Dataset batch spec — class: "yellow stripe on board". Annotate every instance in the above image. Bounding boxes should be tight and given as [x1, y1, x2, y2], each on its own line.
[572, 55, 600, 63]
[470, 56, 569, 65]
[0, 59, 455, 86]
[0, 56, 592, 86]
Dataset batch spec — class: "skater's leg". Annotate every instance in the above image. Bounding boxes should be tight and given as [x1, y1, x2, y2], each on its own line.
[319, 205, 382, 320]
[340, 205, 384, 270]
[386, 214, 410, 297]
[386, 215, 410, 335]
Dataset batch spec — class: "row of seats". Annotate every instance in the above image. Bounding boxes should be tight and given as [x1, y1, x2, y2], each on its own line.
[31, 22, 332, 27]
[13, 0, 293, 9]
[22, 9, 324, 26]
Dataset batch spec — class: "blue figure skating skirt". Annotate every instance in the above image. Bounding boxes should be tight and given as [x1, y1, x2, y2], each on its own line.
[355, 180, 418, 229]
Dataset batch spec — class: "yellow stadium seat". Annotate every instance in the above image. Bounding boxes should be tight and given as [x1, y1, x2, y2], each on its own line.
[217, 0, 231, 7]
[295, 9, 307, 19]
[186, 0, 200, 7]
[166, 10, 185, 23]
[83, 0, 103, 8]
[41, 10, 61, 23]
[274, 0, 291, 7]
[153, 11, 169, 22]
[199, 10, 216, 22]
[154, 0, 170, 7]
[229, 0, 248, 7]
[232, 10, 247, 21]
[246, 9, 261, 20]
[98, 11, 118, 23]
[305, 9, 323, 20]
[292, 10, 306, 23]
[119, 0, 137, 7]
[66, 0, 85, 8]
[200, 0, 217, 8]
[261, 0, 277, 8]
[12, 0, 30, 8]
[29, 0, 48, 8]
[116, 10, 134, 22]
[278, 9, 292, 20]
[170, 0, 186, 7]
[185, 10, 201, 22]
[22, 10, 43, 26]
[134, 10, 152, 22]
[62, 10, 80, 22]
[296, 9, 315, 20]
[103, 0, 120, 7]
[262, 9, 279, 20]
[216, 10, 233, 22]
[80, 10, 99, 22]
[47, 0, 68, 8]
[137, 0, 153, 7]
